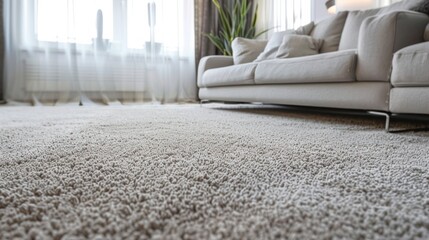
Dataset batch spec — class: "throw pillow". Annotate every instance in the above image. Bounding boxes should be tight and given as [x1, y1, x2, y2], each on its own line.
[296, 22, 315, 35]
[253, 30, 295, 62]
[231, 38, 268, 65]
[310, 11, 349, 53]
[275, 35, 324, 59]
[254, 22, 315, 62]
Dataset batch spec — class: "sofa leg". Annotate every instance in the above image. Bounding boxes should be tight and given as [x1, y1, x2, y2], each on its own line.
[199, 100, 210, 107]
[368, 111, 391, 132]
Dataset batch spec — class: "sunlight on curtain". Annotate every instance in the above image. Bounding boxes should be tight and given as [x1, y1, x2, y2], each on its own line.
[256, 0, 312, 38]
[375, 0, 403, 7]
[4, 0, 196, 105]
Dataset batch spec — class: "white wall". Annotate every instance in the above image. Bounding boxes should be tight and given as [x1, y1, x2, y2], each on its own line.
[312, 0, 332, 22]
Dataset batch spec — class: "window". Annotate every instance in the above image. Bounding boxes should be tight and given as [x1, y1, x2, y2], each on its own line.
[7, 0, 196, 100]
[272, 0, 312, 31]
[35, 0, 185, 51]
[256, 0, 312, 38]
[127, 0, 181, 50]
[37, 0, 114, 45]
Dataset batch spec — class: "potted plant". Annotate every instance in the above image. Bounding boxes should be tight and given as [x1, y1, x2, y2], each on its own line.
[206, 0, 268, 56]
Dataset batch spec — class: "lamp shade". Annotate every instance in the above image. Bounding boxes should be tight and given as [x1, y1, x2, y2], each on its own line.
[326, 0, 375, 14]
[325, 0, 336, 14]
[336, 0, 374, 11]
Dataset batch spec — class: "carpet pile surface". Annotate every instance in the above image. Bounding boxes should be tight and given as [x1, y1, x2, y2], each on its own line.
[1, 105, 429, 239]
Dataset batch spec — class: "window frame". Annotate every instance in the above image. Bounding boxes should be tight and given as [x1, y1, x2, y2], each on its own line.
[30, 0, 164, 53]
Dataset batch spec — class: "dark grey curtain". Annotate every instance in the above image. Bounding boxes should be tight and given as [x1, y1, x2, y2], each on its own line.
[0, 0, 4, 103]
[195, 0, 220, 66]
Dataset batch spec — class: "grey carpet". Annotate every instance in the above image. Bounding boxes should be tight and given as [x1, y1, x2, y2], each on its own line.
[1, 105, 429, 239]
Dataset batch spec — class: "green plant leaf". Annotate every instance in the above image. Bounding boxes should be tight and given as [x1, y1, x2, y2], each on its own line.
[204, 0, 269, 56]
[205, 33, 227, 55]
[213, 0, 232, 38]
[252, 4, 259, 28]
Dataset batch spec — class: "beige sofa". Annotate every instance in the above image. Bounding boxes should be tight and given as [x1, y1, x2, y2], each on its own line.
[197, 2, 429, 131]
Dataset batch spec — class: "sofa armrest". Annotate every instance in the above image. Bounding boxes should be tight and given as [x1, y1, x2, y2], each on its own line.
[357, 11, 429, 82]
[197, 56, 234, 88]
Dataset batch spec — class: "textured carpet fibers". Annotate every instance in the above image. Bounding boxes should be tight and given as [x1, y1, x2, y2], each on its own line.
[1, 105, 429, 239]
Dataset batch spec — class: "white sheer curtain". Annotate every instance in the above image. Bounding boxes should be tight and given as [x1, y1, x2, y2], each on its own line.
[375, 0, 403, 7]
[4, 0, 196, 105]
[256, 0, 312, 38]
[256, 0, 401, 36]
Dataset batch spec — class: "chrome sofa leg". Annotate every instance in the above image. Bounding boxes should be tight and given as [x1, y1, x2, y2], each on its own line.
[199, 100, 210, 107]
[368, 111, 391, 132]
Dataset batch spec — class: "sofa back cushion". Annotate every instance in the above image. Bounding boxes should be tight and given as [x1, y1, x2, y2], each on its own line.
[339, 9, 380, 50]
[310, 11, 348, 53]
[339, 0, 429, 51]
[412, 0, 429, 14]
[356, 11, 429, 82]
[378, 0, 429, 15]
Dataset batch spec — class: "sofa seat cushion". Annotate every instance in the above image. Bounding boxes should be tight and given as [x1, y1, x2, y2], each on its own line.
[200, 63, 257, 88]
[254, 50, 357, 85]
[392, 42, 429, 87]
